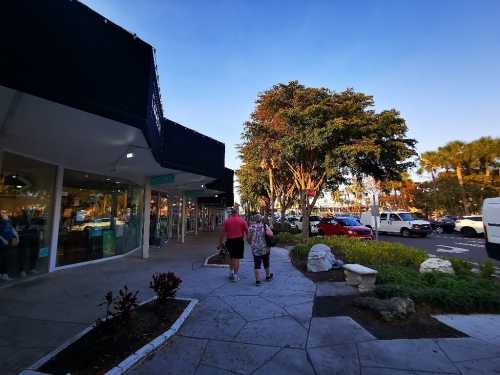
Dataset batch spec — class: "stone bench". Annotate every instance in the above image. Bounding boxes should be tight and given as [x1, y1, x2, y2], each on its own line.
[343, 264, 378, 292]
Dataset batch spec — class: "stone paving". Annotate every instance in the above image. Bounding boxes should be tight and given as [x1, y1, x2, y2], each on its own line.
[130, 244, 500, 375]
[2, 231, 500, 374]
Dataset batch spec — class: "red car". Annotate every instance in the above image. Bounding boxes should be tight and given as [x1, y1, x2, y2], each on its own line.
[317, 216, 373, 239]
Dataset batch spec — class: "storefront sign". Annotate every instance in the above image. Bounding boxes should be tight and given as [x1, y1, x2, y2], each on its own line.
[38, 247, 49, 258]
[151, 174, 175, 186]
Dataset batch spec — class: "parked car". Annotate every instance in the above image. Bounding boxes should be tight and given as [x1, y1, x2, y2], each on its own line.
[317, 216, 373, 239]
[454, 215, 484, 237]
[360, 211, 432, 237]
[71, 217, 125, 231]
[286, 216, 299, 229]
[483, 198, 500, 253]
[430, 217, 456, 234]
[296, 215, 321, 234]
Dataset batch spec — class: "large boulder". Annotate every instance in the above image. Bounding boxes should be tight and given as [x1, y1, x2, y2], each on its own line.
[354, 296, 416, 321]
[307, 244, 336, 272]
[419, 258, 455, 274]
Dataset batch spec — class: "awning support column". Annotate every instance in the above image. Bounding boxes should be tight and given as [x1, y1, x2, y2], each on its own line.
[142, 180, 151, 259]
[181, 193, 186, 243]
[194, 200, 198, 236]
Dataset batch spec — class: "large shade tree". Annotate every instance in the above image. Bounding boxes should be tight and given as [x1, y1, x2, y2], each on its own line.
[240, 81, 416, 240]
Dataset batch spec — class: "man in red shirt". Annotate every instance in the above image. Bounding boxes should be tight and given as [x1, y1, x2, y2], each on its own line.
[219, 207, 248, 282]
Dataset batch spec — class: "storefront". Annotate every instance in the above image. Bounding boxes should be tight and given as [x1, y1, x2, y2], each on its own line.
[1, 1, 234, 283]
[0, 152, 56, 277]
[57, 169, 144, 267]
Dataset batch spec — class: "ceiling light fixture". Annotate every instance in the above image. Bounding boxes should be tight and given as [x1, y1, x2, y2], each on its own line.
[126, 152, 134, 159]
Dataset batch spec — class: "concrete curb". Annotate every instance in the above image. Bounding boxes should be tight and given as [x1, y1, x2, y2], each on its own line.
[19, 296, 198, 375]
[203, 252, 229, 268]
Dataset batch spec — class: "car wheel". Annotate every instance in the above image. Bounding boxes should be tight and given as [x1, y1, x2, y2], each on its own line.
[401, 228, 411, 237]
[461, 227, 477, 237]
[435, 226, 444, 234]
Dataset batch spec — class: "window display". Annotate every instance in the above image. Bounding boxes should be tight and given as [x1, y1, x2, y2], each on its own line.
[0, 152, 56, 280]
[57, 170, 144, 267]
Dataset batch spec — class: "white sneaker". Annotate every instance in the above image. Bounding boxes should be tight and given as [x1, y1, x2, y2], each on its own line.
[1, 274, 12, 281]
[233, 274, 240, 282]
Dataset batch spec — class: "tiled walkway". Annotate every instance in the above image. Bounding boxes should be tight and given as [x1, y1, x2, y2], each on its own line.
[2, 232, 500, 374]
[129, 244, 500, 375]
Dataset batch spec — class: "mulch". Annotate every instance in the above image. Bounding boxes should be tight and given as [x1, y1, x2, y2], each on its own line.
[313, 294, 467, 340]
[290, 254, 345, 282]
[40, 299, 189, 375]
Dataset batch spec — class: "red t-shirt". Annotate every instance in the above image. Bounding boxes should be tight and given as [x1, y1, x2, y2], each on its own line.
[224, 215, 248, 239]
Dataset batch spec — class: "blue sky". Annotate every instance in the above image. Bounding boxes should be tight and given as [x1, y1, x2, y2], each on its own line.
[83, 0, 500, 171]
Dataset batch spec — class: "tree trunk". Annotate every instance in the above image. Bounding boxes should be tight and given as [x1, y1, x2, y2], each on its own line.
[268, 168, 275, 225]
[456, 163, 469, 215]
[300, 191, 309, 242]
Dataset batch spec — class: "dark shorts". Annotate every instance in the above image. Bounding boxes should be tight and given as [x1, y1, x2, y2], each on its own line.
[226, 237, 244, 259]
[253, 253, 270, 269]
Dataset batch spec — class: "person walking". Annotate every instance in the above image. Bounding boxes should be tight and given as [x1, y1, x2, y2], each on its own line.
[0, 211, 19, 281]
[248, 214, 274, 286]
[219, 207, 248, 282]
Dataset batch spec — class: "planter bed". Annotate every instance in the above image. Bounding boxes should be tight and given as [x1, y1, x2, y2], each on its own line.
[313, 294, 466, 340]
[26, 297, 197, 375]
[290, 251, 345, 282]
[204, 251, 230, 267]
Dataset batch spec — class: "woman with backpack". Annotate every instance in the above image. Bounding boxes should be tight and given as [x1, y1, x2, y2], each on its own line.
[248, 214, 274, 286]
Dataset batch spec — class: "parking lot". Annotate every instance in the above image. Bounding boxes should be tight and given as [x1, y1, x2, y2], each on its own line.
[378, 232, 500, 269]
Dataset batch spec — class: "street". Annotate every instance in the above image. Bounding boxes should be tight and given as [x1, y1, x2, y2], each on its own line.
[378, 232, 500, 268]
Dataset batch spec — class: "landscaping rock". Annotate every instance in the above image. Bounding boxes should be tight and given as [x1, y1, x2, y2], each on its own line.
[353, 296, 416, 321]
[307, 244, 335, 272]
[419, 258, 455, 274]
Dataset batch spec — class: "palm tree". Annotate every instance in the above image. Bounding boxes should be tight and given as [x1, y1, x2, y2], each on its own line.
[437, 141, 469, 215]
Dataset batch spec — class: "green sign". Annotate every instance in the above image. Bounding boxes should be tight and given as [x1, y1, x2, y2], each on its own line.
[151, 174, 175, 186]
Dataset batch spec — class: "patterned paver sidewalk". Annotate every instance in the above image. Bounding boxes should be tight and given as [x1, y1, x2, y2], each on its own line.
[130, 246, 500, 375]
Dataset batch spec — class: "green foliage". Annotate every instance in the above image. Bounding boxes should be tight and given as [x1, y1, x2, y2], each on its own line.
[290, 243, 311, 261]
[480, 261, 496, 279]
[376, 266, 500, 313]
[449, 258, 473, 278]
[150, 272, 182, 303]
[275, 231, 303, 245]
[304, 236, 426, 269]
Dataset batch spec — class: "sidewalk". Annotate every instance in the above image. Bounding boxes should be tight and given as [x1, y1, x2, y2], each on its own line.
[129, 246, 500, 375]
[2, 232, 500, 374]
[0, 232, 227, 375]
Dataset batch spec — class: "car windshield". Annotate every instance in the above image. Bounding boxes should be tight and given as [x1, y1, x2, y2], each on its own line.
[399, 213, 415, 221]
[337, 217, 361, 226]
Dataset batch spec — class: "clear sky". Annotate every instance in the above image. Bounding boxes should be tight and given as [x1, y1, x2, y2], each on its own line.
[82, 0, 500, 172]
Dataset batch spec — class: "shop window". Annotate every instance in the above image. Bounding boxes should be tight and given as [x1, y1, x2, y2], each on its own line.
[57, 170, 144, 267]
[0, 152, 56, 279]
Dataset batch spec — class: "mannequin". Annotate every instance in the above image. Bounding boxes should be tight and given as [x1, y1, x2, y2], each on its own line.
[0, 210, 19, 281]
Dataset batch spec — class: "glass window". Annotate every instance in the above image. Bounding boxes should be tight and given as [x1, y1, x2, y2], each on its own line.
[337, 217, 361, 226]
[390, 213, 401, 221]
[57, 170, 144, 267]
[380, 213, 387, 221]
[0, 152, 56, 278]
[399, 213, 414, 221]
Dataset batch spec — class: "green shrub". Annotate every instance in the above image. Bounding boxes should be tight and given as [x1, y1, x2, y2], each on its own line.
[480, 261, 496, 279]
[449, 258, 473, 278]
[289, 243, 310, 261]
[275, 232, 303, 245]
[375, 265, 500, 313]
[307, 236, 426, 269]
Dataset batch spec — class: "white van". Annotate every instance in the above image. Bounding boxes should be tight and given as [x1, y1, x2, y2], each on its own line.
[482, 198, 500, 252]
[360, 211, 432, 237]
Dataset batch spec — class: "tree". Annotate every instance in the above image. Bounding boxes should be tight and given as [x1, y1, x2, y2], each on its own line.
[416, 137, 500, 215]
[240, 81, 416, 241]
